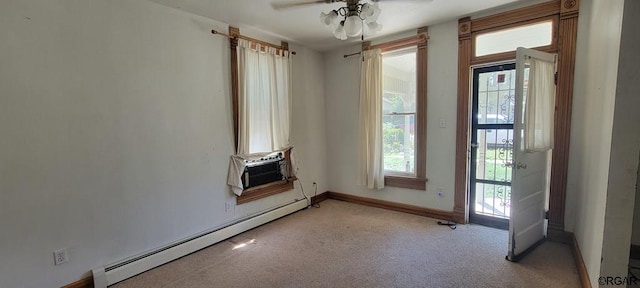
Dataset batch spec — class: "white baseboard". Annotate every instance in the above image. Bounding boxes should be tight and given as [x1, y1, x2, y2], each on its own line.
[93, 199, 307, 288]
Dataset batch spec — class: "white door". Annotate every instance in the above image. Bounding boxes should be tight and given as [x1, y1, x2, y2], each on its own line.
[507, 47, 556, 261]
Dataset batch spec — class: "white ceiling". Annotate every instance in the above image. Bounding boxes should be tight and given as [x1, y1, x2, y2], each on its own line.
[149, 0, 536, 51]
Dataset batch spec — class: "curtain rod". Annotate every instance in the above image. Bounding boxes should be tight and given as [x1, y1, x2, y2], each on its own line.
[364, 35, 423, 52]
[211, 29, 296, 55]
[343, 51, 362, 58]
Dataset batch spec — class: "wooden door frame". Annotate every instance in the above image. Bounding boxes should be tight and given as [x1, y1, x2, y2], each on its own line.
[453, 0, 579, 243]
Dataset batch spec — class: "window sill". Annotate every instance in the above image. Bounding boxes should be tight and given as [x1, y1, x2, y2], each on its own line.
[236, 177, 296, 205]
[385, 175, 427, 190]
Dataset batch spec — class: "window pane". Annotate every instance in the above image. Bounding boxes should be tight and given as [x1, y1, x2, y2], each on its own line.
[383, 48, 417, 175]
[383, 50, 416, 114]
[383, 114, 415, 174]
[475, 21, 553, 57]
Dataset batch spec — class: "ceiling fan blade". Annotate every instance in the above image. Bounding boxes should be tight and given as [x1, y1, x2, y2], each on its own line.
[372, 0, 433, 2]
[271, 0, 339, 10]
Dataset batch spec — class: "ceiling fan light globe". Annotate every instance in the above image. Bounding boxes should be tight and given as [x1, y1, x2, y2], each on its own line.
[367, 21, 382, 33]
[344, 15, 362, 37]
[320, 10, 338, 27]
[332, 25, 347, 40]
[361, 4, 375, 19]
[320, 12, 329, 25]
[365, 3, 381, 23]
[371, 3, 381, 14]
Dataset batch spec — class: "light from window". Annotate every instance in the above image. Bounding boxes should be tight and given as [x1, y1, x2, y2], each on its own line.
[475, 21, 553, 57]
[382, 48, 417, 175]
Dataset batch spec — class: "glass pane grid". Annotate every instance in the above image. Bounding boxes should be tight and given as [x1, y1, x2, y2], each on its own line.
[471, 66, 516, 223]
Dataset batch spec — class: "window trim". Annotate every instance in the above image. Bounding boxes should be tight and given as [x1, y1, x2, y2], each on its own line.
[228, 26, 295, 204]
[236, 179, 295, 205]
[365, 27, 428, 190]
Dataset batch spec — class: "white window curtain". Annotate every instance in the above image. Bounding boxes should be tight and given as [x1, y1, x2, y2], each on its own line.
[236, 39, 291, 155]
[524, 57, 555, 152]
[357, 49, 385, 190]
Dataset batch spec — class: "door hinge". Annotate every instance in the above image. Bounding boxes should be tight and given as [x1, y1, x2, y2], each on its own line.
[545, 210, 549, 219]
[554, 72, 558, 85]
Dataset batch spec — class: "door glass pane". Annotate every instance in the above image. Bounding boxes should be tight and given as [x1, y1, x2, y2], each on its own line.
[475, 21, 553, 57]
[470, 64, 516, 228]
[477, 69, 516, 124]
[519, 66, 530, 151]
[475, 129, 514, 182]
[474, 183, 511, 218]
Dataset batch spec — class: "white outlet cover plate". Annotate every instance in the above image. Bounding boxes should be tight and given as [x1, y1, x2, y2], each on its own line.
[54, 248, 69, 265]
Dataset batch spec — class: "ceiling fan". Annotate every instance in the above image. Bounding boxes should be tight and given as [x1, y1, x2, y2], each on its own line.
[271, 0, 392, 40]
[272, 0, 430, 40]
[272, 0, 370, 10]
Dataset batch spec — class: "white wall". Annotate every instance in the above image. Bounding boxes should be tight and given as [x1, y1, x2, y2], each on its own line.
[324, 21, 458, 212]
[290, 44, 329, 197]
[600, 0, 640, 280]
[0, 1, 327, 287]
[564, 0, 625, 286]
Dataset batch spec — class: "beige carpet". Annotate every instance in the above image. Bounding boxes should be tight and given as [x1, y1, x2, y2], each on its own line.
[112, 200, 580, 288]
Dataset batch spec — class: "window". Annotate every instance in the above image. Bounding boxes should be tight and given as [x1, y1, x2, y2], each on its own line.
[236, 39, 291, 155]
[360, 27, 428, 190]
[226, 27, 295, 204]
[470, 17, 557, 64]
[382, 48, 417, 176]
[475, 20, 553, 57]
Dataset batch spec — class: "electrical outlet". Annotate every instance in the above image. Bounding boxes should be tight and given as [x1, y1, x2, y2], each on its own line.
[53, 248, 68, 266]
[225, 201, 234, 214]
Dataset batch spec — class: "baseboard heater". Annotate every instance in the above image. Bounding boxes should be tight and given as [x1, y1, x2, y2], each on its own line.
[92, 199, 307, 287]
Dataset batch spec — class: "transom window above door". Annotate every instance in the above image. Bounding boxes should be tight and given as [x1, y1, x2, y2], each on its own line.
[471, 17, 557, 64]
[475, 20, 553, 57]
